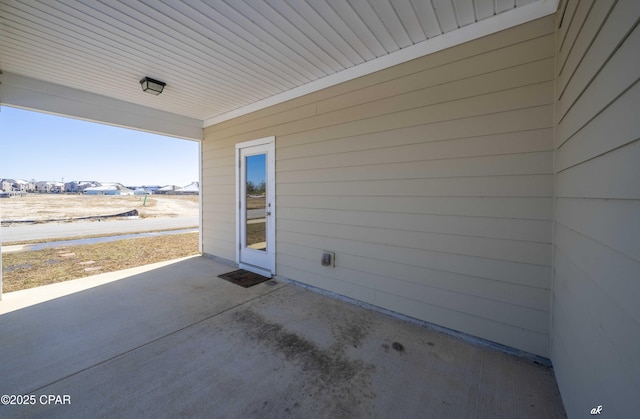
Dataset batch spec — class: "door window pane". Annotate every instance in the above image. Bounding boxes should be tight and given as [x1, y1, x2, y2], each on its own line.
[245, 154, 266, 251]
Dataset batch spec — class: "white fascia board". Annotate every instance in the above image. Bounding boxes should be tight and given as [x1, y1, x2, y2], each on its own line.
[204, 0, 558, 127]
[0, 72, 203, 141]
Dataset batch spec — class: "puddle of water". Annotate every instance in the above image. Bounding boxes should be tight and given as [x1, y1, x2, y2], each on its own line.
[27, 229, 197, 251]
[3, 263, 33, 272]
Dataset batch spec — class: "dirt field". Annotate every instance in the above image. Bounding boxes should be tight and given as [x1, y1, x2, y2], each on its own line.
[0, 194, 199, 222]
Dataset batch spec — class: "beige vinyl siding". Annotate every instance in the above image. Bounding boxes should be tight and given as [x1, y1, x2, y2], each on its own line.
[203, 16, 556, 356]
[550, 0, 640, 417]
[201, 138, 236, 261]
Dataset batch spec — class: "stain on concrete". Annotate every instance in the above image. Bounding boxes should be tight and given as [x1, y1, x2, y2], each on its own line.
[232, 308, 376, 417]
[332, 320, 369, 350]
[392, 342, 405, 352]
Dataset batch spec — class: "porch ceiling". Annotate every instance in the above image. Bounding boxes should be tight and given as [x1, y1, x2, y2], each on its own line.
[0, 0, 556, 135]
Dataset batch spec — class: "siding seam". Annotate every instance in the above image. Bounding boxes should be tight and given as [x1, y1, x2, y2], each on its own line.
[555, 136, 640, 174]
[277, 206, 552, 223]
[556, 17, 639, 126]
[556, 77, 640, 150]
[279, 262, 550, 333]
[314, 56, 556, 116]
[278, 147, 554, 165]
[276, 217, 552, 244]
[554, 218, 640, 264]
[556, 0, 615, 99]
[277, 227, 551, 267]
[211, 81, 555, 141]
[553, 244, 640, 329]
[278, 241, 550, 290]
[277, 124, 554, 154]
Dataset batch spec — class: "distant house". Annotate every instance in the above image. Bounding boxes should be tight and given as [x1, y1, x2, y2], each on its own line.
[1, 179, 14, 192]
[174, 182, 199, 195]
[0, 179, 34, 195]
[133, 187, 152, 195]
[143, 185, 161, 193]
[154, 185, 178, 195]
[13, 179, 35, 192]
[51, 182, 65, 193]
[64, 181, 98, 193]
[37, 181, 64, 193]
[35, 181, 55, 193]
[84, 183, 134, 196]
[161, 182, 199, 195]
[2, 179, 34, 193]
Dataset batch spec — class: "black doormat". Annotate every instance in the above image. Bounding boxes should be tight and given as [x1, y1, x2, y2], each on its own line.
[218, 269, 271, 288]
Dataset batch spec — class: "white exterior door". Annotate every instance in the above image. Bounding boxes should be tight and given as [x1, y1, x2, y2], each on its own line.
[236, 137, 275, 277]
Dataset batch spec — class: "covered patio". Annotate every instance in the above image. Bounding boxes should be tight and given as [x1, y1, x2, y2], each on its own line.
[0, 256, 564, 418]
[2, 1, 639, 417]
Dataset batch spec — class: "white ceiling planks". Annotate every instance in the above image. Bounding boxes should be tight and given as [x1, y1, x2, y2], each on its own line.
[409, 0, 444, 38]
[431, 0, 459, 32]
[453, 0, 478, 27]
[0, 0, 556, 128]
[495, 0, 517, 14]
[474, 0, 497, 20]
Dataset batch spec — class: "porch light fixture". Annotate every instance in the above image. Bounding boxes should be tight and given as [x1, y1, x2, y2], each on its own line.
[139, 77, 166, 95]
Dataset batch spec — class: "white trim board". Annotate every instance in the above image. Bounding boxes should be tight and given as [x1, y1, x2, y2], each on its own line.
[204, 0, 559, 127]
[0, 72, 203, 141]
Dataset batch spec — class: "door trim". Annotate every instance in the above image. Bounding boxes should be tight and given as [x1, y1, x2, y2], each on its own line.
[235, 136, 275, 276]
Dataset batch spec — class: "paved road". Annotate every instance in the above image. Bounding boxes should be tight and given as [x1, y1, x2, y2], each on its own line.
[1, 216, 199, 243]
[247, 208, 266, 220]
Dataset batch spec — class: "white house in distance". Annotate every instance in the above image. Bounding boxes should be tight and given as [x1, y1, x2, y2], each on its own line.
[154, 185, 178, 195]
[133, 187, 151, 195]
[0, 1, 638, 417]
[65, 180, 99, 193]
[34, 181, 64, 193]
[0, 178, 36, 192]
[174, 181, 199, 195]
[84, 183, 134, 196]
[154, 182, 199, 195]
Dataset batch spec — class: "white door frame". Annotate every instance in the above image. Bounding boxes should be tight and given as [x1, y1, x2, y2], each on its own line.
[235, 136, 275, 277]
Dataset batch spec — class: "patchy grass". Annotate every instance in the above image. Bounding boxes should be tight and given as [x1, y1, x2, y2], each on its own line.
[2, 232, 199, 293]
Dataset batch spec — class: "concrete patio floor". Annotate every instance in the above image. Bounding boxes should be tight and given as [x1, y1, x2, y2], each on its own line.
[0, 256, 566, 418]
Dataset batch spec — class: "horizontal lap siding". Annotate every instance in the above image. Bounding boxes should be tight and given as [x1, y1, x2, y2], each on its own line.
[203, 16, 556, 356]
[201, 138, 236, 261]
[551, 1, 640, 417]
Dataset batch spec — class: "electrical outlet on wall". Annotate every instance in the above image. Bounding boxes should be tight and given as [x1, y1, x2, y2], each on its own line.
[321, 251, 335, 267]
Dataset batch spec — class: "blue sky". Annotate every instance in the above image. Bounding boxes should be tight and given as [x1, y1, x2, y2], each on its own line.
[0, 106, 198, 186]
[246, 154, 266, 186]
